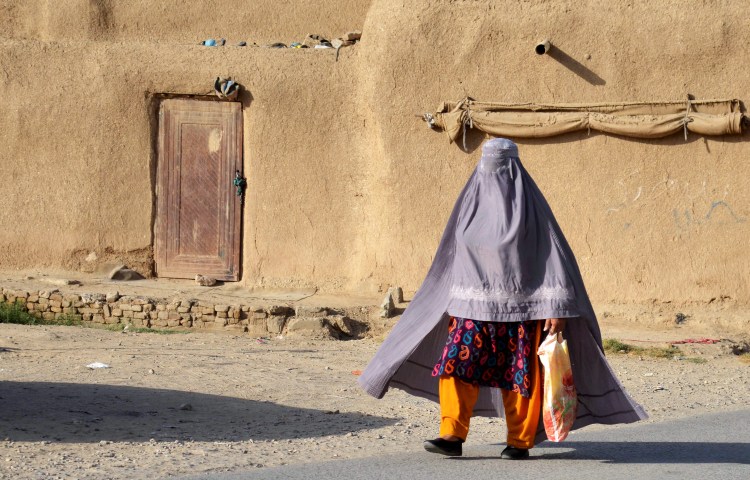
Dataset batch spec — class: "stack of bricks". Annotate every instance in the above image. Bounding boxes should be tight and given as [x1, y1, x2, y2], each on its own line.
[0, 287, 296, 335]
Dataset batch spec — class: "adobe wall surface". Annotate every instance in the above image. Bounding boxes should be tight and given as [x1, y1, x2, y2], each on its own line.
[1, 0, 749, 312]
[353, 0, 750, 306]
[1, 0, 371, 44]
[0, 40, 366, 290]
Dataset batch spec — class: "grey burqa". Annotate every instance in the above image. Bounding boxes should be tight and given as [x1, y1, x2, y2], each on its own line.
[358, 138, 647, 444]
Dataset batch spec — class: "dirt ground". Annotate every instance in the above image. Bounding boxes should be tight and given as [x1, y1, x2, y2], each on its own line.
[0, 316, 748, 479]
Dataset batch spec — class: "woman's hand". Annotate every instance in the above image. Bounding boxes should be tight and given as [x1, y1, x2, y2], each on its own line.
[544, 318, 567, 336]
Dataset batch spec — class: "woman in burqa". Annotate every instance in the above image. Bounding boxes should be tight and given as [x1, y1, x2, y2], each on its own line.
[358, 138, 647, 459]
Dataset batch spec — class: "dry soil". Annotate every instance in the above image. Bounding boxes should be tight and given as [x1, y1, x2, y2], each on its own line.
[0, 320, 748, 479]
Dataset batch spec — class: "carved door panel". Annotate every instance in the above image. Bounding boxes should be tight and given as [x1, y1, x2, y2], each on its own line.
[155, 99, 242, 280]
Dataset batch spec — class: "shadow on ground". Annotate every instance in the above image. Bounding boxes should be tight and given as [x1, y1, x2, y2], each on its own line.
[453, 441, 750, 464]
[0, 381, 394, 443]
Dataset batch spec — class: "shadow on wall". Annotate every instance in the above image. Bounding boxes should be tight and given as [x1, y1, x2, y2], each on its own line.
[547, 46, 606, 86]
[0, 381, 395, 443]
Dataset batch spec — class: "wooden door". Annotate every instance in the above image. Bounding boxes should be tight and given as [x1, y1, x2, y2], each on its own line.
[155, 99, 243, 281]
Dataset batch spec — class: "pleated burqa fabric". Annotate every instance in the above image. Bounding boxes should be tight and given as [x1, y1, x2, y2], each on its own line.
[358, 138, 647, 444]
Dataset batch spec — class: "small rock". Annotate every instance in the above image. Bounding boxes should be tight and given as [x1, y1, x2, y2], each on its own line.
[379, 293, 395, 318]
[179, 403, 193, 411]
[148, 369, 155, 375]
[195, 275, 217, 287]
[106, 292, 120, 302]
[387, 286, 404, 304]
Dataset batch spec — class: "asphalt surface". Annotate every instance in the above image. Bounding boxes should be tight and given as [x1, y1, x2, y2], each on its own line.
[180, 409, 750, 480]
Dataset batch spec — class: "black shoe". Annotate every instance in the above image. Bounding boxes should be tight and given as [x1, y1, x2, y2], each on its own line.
[423, 437, 463, 456]
[501, 445, 530, 460]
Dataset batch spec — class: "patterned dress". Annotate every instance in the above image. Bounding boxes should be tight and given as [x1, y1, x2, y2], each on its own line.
[432, 317, 540, 398]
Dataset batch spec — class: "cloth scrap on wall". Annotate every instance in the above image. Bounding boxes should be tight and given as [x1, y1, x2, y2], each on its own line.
[423, 97, 747, 143]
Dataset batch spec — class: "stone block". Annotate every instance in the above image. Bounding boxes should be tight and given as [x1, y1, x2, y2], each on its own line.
[63, 307, 78, 314]
[157, 311, 169, 320]
[102, 304, 111, 317]
[156, 304, 166, 311]
[81, 313, 92, 322]
[246, 318, 267, 336]
[142, 304, 154, 312]
[27, 295, 39, 303]
[38, 298, 49, 305]
[104, 316, 119, 325]
[152, 318, 168, 327]
[166, 303, 179, 311]
[82, 293, 106, 303]
[73, 301, 85, 308]
[26, 303, 35, 311]
[286, 317, 327, 333]
[253, 312, 268, 319]
[123, 311, 133, 318]
[130, 304, 143, 312]
[50, 306, 62, 313]
[49, 293, 63, 302]
[39, 291, 52, 299]
[42, 312, 55, 321]
[133, 312, 147, 320]
[214, 317, 228, 327]
[180, 318, 193, 327]
[202, 306, 215, 315]
[269, 305, 294, 316]
[64, 294, 81, 302]
[177, 307, 190, 313]
[92, 314, 105, 323]
[35, 304, 46, 312]
[61, 300, 71, 308]
[214, 305, 230, 313]
[217, 311, 228, 318]
[266, 316, 287, 334]
[112, 309, 122, 317]
[105, 292, 120, 303]
[167, 319, 181, 327]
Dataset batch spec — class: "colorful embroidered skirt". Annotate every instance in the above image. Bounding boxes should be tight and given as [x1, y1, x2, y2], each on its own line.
[432, 317, 540, 398]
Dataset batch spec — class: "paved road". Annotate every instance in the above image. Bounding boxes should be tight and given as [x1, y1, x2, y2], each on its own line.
[181, 409, 750, 480]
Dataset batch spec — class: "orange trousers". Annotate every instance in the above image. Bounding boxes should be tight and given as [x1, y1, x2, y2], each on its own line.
[438, 323, 543, 449]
